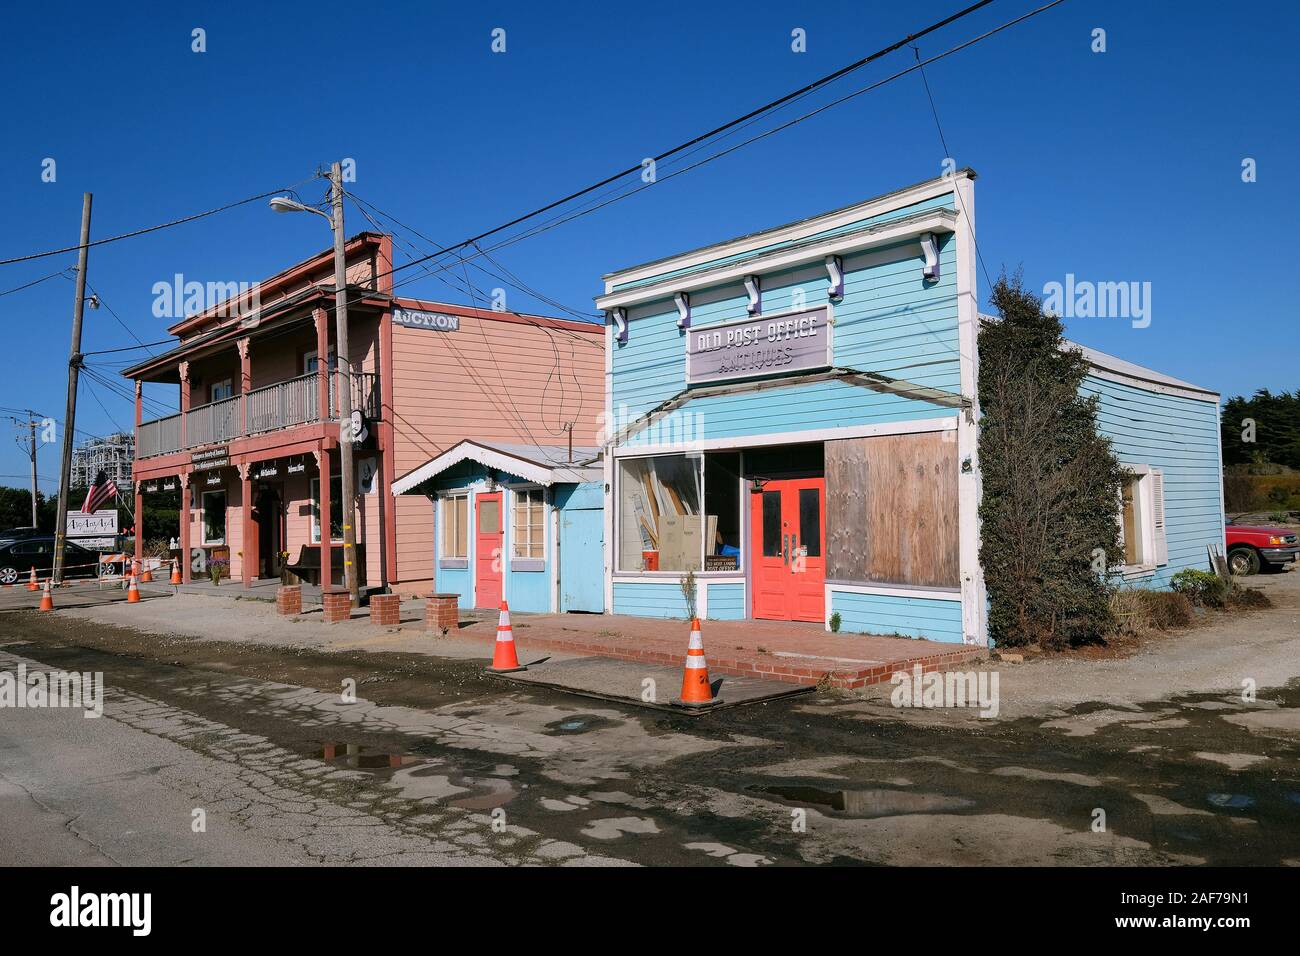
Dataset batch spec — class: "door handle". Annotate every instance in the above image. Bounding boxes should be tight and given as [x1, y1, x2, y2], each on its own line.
[783, 533, 790, 565]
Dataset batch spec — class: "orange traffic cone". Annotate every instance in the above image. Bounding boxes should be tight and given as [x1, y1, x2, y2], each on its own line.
[170, 559, 182, 585]
[140, 560, 153, 583]
[39, 580, 54, 612]
[26, 567, 38, 591]
[126, 574, 141, 603]
[676, 618, 715, 708]
[487, 600, 526, 673]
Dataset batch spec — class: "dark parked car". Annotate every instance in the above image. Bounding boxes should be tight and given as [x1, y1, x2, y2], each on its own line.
[0, 537, 100, 585]
[0, 526, 43, 544]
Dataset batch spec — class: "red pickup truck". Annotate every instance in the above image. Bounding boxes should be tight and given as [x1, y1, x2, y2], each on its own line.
[1225, 517, 1300, 575]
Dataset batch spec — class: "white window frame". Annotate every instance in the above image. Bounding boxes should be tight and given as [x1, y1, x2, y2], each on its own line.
[304, 349, 337, 375]
[615, 451, 706, 575]
[1118, 464, 1168, 574]
[201, 489, 227, 546]
[439, 491, 470, 568]
[509, 485, 547, 571]
[210, 378, 233, 403]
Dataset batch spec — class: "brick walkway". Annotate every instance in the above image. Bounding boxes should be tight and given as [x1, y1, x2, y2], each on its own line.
[453, 609, 986, 690]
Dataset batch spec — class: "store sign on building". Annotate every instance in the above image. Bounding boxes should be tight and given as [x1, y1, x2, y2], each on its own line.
[393, 307, 460, 332]
[685, 305, 832, 386]
[205, 473, 223, 486]
[287, 459, 306, 475]
[144, 481, 159, 493]
[256, 463, 279, 479]
[191, 446, 229, 469]
[67, 510, 118, 537]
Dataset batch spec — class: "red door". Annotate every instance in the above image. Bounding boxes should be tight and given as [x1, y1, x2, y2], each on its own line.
[475, 493, 504, 609]
[749, 478, 825, 622]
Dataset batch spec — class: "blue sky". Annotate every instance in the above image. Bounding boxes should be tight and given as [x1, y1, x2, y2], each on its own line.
[1, 0, 1296, 490]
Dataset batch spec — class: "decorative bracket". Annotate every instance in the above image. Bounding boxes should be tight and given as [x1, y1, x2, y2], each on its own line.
[825, 255, 844, 300]
[178, 360, 190, 383]
[674, 292, 691, 330]
[744, 275, 761, 314]
[920, 233, 940, 282]
[609, 307, 628, 345]
[237, 462, 251, 481]
[236, 337, 251, 361]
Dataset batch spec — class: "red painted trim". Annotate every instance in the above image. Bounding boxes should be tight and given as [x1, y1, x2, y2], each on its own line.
[166, 232, 386, 336]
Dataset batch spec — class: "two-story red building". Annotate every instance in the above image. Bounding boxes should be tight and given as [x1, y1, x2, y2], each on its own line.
[125, 232, 604, 596]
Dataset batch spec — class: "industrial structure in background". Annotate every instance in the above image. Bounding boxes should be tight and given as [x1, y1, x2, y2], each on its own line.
[70, 432, 134, 491]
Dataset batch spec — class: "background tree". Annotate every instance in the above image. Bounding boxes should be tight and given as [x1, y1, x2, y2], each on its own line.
[978, 275, 1127, 649]
[1222, 389, 1300, 470]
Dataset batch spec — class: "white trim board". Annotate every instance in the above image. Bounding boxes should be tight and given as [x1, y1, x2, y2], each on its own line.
[601, 170, 974, 291]
[612, 416, 958, 458]
[597, 210, 958, 311]
[825, 582, 963, 601]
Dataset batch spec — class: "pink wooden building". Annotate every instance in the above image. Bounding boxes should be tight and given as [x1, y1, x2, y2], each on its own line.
[125, 232, 604, 595]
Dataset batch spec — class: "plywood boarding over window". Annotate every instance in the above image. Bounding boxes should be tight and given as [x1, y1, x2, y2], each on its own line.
[825, 432, 959, 587]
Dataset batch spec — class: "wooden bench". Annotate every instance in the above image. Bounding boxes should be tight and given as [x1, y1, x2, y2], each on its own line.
[285, 544, 347, 587]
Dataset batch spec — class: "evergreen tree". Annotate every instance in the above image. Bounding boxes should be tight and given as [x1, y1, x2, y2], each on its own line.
[978, 275, 1127, 648]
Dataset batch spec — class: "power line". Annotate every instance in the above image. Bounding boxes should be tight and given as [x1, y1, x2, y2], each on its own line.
[0, 181, 319, 267]
[0, 267, 74, 298]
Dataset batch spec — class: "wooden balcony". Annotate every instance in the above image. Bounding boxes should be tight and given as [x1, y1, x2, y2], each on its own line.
[136, 372, 378, 460]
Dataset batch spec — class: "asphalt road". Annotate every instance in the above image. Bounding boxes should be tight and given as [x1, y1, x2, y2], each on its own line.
[2, 581, 1297, 866]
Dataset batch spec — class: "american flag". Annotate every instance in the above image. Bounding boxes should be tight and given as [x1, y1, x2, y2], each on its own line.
[81, 469, 119, 514]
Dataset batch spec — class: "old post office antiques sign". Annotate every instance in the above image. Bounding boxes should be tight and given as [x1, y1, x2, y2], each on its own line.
[686, 305, 832, 385]
[393, 307, 460, 332]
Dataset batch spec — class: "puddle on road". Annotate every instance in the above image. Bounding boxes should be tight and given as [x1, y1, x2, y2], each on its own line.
[748, 784, 974, 818]
[545, 714, 617, 735]
[318, 741, 520, 810]
[1205, 793, 1256, 810]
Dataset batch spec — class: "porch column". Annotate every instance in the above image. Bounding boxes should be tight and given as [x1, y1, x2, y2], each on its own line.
[180, 473, 191, 584]
[314, 307, 329, 422]
[240, 463, 253, 589]
[318, 443, 333, 589]
[378, 308, 397, 588]
[178, 360, 191, 448]
[238, 337, 251, 437]
[134, 380, 144, 568]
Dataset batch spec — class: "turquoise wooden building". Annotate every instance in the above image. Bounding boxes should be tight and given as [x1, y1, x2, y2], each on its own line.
[392, 440, 605, 614]
[595, 170, 1224, 646]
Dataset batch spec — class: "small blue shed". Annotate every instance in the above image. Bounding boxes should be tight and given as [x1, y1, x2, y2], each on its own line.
[392, 440, 604, 614]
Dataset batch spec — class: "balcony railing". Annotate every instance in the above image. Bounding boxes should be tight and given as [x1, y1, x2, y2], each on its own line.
[247, 373, 320, 435]
[138, 413, 182, 458]
[185, 394, 242, 447]
[135, 372, 379, 459]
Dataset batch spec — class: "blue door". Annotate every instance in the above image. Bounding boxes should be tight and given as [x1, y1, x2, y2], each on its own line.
[560, 507, 604, 613]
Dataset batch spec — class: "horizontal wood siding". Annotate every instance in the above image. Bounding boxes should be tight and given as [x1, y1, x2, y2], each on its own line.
[825, 432, 960, 587]
[389, 313, 603, 589]
[1082, 374, 1224, 588]
[829, 589, 964, 643]
[612, 580, 691, 619]
[610, 226, 961, 444]
[705, 582, 745, 620]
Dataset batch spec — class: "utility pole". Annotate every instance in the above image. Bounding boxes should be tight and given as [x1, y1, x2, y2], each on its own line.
[53, 192, 93, 585]
[330, 162, 359, 604]
[10, 412, 40, 526]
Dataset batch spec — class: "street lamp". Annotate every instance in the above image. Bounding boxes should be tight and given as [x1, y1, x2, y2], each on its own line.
[268, 166, 360, 605]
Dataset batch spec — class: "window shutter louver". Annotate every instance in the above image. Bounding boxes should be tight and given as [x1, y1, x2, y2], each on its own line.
[1151, 469, 1169, 566]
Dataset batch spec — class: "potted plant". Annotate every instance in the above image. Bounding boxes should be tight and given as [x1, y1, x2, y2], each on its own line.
[208, 557, 228, 586]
